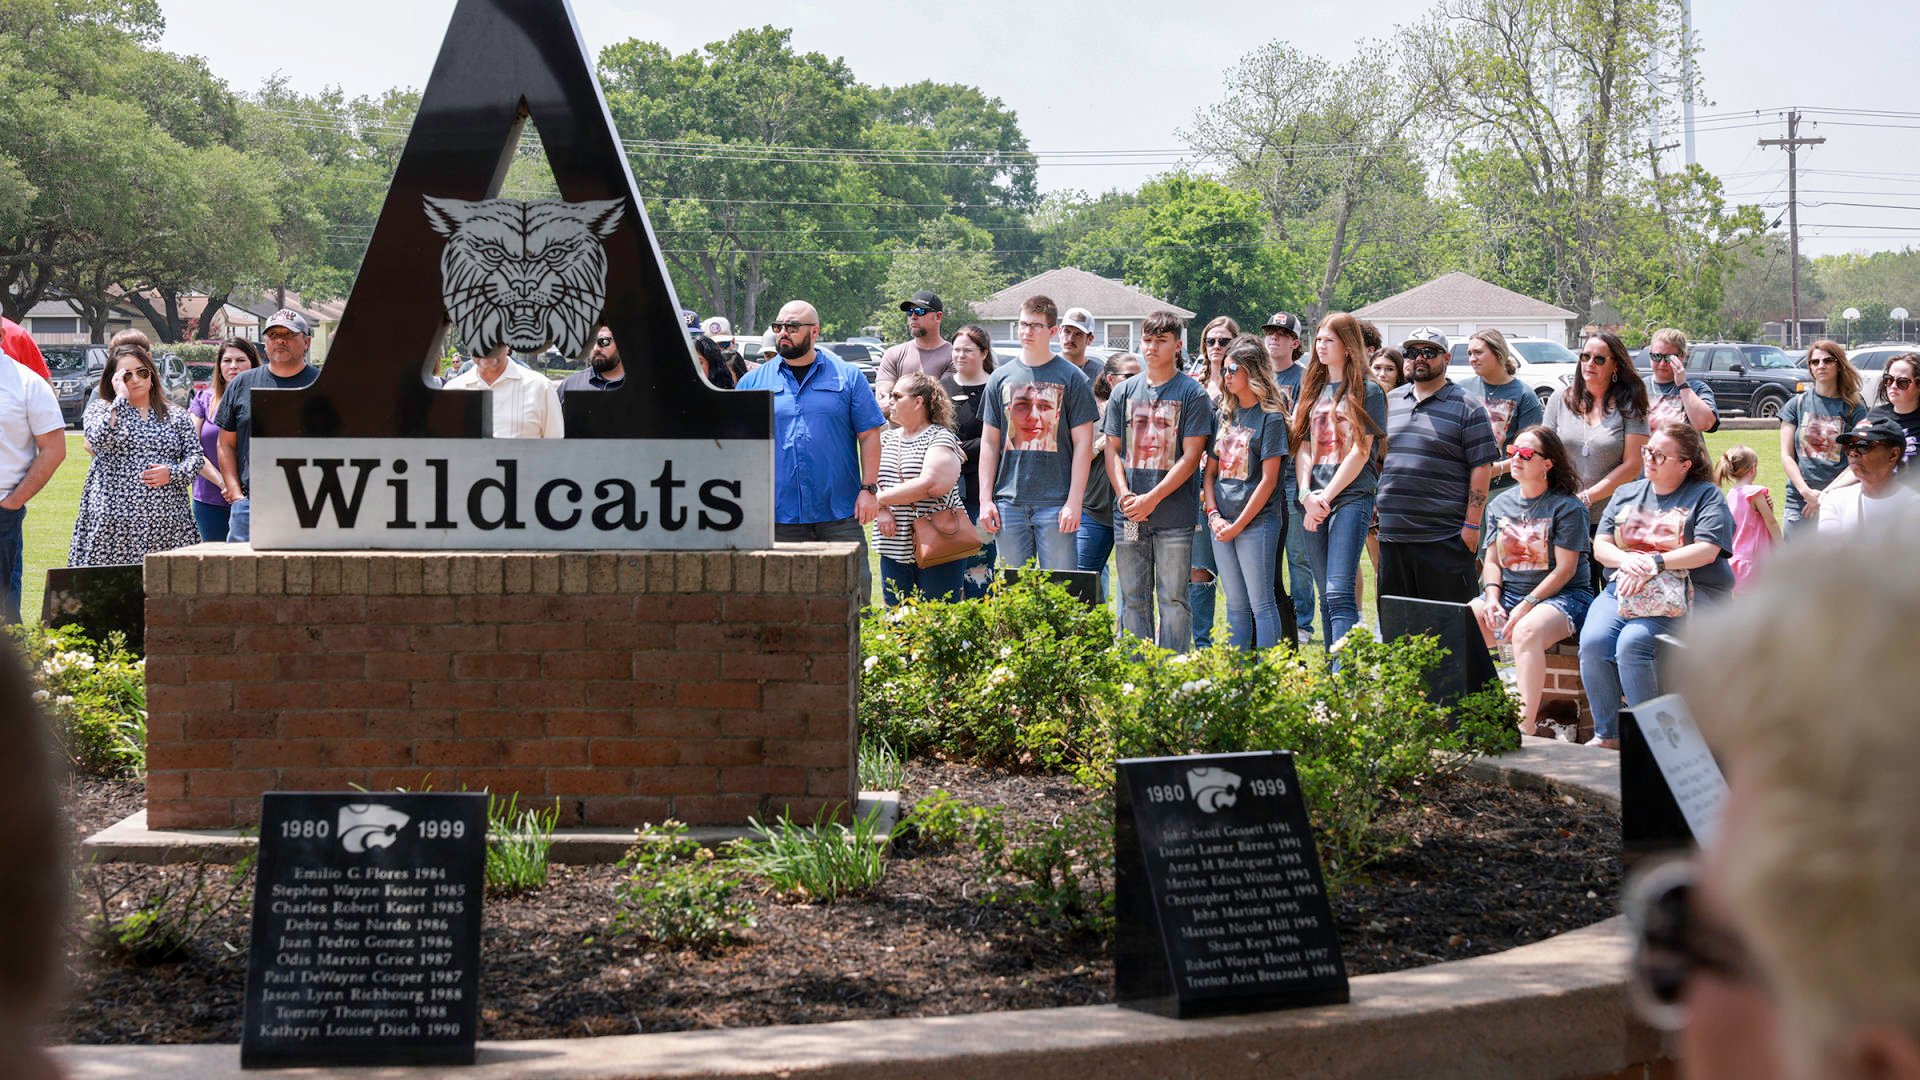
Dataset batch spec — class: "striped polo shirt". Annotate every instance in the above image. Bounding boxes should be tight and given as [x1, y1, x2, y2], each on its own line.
[1377, 380, 1502, 544]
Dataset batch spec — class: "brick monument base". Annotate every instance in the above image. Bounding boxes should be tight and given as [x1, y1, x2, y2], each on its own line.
[142, 544, 860, 829]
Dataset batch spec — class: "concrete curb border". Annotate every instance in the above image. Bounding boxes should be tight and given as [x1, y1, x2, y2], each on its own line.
[60, 739, 1657, 1080]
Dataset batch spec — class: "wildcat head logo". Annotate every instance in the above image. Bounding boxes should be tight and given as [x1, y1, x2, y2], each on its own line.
[1185, 767, 1242, 814]
[424, 196, 625, 357]
[338, 803, 411, 854]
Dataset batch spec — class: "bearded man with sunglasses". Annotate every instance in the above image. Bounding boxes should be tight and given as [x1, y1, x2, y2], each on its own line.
[557, 324, 627, 401]
[1625, 537, 1920, 1080]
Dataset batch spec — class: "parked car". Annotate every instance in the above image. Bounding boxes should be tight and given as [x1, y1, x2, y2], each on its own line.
[45, 344, 109, 428]
[1633, 342, 1807, 419]
[1844, 343, 1914, 404]
[1448, 335, 1581, 406]
[152, 352, 195, 409]
[187, 361, 214, 394]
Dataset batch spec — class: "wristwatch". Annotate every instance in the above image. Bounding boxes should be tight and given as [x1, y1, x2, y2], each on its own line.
[859, 483, 878, 495]
[1652, 553, 1667, 572]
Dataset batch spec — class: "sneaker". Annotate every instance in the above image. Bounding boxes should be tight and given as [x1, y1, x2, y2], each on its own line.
[1584, 736, 1621, 750]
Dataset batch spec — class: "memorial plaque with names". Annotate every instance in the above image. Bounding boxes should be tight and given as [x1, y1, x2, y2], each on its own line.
[1622, 694, 1729, 867]
[1114, 751, 1348, 1018]
[1378, 595, 1497, 716]
[242, 792, 486, 1069]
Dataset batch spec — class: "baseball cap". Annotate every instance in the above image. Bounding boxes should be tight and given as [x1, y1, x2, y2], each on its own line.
[758, 336, 778, 357]
[1401, 326, 1450, 353]
[264, 309, 311, 335]
[1061, 308, 1095, 336]
[1261, 312, 1303, 336]
[899, 290, 944, 314]
[1837, 414, 1906, 448]
[702, 316, 734, 344]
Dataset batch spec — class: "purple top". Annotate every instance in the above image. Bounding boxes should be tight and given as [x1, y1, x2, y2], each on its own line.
[190, 389, 226, 506]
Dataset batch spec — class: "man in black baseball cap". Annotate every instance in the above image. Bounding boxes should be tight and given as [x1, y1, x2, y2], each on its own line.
[877, 290, 952, 418]
[1821, 414, 1920, 531]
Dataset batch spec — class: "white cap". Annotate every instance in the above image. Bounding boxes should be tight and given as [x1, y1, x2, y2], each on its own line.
[1061, 308, 1095, 336]
[702, 316, 734, 343]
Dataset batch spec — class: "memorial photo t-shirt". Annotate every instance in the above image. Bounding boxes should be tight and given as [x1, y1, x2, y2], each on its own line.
[1101, 370, 1213, 528]
[981, 357, 1098, 506]
[1646, 377, 1718, 431]
[1306, 380, 1388, 506]
[1460, 375, 1544, 489]
[1779, 390, 1869, 516]
[1211, 403, 1290, 522]
[1481, 486, 1591, 599]
[1598, 477, 1736, 600]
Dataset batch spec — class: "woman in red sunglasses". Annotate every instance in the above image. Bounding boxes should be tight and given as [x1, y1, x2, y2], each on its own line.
[1469, 425, 1593, 736]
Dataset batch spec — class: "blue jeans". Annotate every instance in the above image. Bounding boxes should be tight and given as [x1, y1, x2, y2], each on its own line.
[1189, 512, 1217, 647]
[0, 505, 23, 623]
[193, 500, 231, 544]
[1578, 583, 1678, 741]
[1303, 493, 1373, 647]
[1283, 474, 1316, 637]
[1211, 513, 1284, 650]
[1077, 518, 1115, 602]
[1115, 520, 1193, 651]
[777, 517, 872, 605]
[227, 497, 252, 543]
[996, 503, 1078, 570]
[880, 555, 965, 606]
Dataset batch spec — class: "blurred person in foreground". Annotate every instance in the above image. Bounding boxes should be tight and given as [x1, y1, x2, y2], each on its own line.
[1630, 536, 1920, 1080]
[0, 636, 63, 1080]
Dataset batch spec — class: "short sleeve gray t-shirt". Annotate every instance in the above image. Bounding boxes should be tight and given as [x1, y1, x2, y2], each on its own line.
[1543, 388, 1650, 522]
[1101, 370, 1214, 528]
[1597, 477, 1736, 601]
[1778, 390, 1869, 516]
[981, 357, 1098, 506]
[1460, 375, 1545, 489]
[1211, 403, 1290, 522]
[1305, 380, 1389, 505]
[1647, 377, 1719, 432]
[1482, 487, 1592, 599]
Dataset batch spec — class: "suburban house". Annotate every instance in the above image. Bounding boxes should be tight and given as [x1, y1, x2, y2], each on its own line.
[975, 268, 1196, 352]
[16, 298, 153, 345]
[1354, 272, 1579, 347]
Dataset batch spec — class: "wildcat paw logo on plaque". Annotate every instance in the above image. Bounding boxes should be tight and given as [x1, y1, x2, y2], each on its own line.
[245, 0, 772, 551]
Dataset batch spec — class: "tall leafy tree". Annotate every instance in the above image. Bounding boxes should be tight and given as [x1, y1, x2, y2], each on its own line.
[866, 216, 1002, 341]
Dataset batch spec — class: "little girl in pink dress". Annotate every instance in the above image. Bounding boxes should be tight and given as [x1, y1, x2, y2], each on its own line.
[1716, 445, 1779, 591]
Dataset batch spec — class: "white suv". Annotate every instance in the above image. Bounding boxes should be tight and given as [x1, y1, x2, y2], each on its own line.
[1448, 335, 1581, 406]
[1845, 343, 1915, 405]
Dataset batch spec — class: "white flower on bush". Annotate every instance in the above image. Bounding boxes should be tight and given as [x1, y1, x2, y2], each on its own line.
[1119, 682, 1136, 695]
[887, 608, 910, 624]
[986, 665, 1013, 688]
[1177, 678, 1214, 697]
[31, 689, 48, 703]
[1168, 653, 1191, 665]
[998, 644, 1013, 659]
[863, 655, 879, 672]
[54, 695, 73, 707]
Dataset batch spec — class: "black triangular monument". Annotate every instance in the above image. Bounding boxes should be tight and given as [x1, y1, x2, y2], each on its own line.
[252, 0, 769, 442]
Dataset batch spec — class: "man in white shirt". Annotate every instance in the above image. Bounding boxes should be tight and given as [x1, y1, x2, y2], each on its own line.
[444, 344, 564, 438]
[0, 346, 66, 622]
[1819, 415, 1920, 532]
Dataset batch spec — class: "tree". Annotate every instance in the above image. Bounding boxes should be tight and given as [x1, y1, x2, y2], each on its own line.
[1716, 234, 1813, 341]
[866, 216, 1002, 341]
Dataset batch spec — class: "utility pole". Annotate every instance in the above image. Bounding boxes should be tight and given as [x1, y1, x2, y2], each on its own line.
[1761, 111, 1825, 347]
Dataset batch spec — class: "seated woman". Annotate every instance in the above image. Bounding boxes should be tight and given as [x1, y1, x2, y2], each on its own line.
[1578, 420, 1734, 749]
[68, 342, 204, 568]
[1469, 426, 1592, 736]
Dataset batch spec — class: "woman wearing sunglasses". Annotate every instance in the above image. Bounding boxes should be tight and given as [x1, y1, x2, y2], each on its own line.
[1778, 339, 1868, 534]
[1579, 421, 1734, 749]
[1197, 316, 1239, 400]
[68, 341, 205, 568]
[1203, 336, 1290, 649]
[1825, 352, 1920, 497]
[1469, 426, 1591, 735]
[1625, 538, 1920, 1079]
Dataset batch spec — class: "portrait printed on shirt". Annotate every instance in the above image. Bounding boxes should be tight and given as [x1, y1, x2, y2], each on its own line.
[1216, 424, 1254, 481]
[1648, 392, 1688, 430]
[1482, 396, 1518, 447]
[1310, 396, 1355, 466]
[1125, 398, 1181, 472]
[1494, 517, 1551, 573]
[1005, 382, 1064, 453]
[1615, 505, 1689, 553]
[1798, 413, 1844, 464]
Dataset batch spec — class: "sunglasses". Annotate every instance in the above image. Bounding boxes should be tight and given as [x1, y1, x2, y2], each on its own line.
[1222, 362, 1241, 376]
[118, 369, 152, 380]
[1406, 346, 1444, 360]
[769, 321, 816, 333]
[1625, 858, 1759, 1032]
[1845, 442, 1896, 457]
[1508, 445, 1539, 462]
[594, 335, 614, 347]
[1886, 375, 1915, 391]
[1807, 356, 1837, 367]
[1205, 337, 1233, 348]
[905, 306, 932, 317]
[1649, 352, 1680, 363]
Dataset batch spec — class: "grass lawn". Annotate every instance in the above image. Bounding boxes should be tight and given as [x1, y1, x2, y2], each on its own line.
[19, 427, 1789, 630]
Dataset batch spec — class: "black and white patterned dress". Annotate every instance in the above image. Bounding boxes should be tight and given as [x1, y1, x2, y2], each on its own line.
[69, 397, 205, 568]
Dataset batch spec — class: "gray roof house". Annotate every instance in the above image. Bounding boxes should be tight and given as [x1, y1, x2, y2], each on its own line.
[1354, 272, 1579, 347]
[975, 268, 1196, 352]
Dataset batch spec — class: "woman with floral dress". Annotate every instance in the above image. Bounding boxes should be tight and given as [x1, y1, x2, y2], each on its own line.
[68, 342, 204, 567]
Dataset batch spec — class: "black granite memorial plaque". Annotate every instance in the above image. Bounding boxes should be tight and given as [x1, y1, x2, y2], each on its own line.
[242, 792, 486, 1069]
[1114, 751, 1348, 1018]
[1621, 695, 1728, 870]
[1377, 594, 1497, 715]
[40, 565, 145, 653]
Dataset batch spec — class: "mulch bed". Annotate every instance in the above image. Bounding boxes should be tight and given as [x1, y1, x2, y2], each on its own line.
[55, 762, 1619, 1044]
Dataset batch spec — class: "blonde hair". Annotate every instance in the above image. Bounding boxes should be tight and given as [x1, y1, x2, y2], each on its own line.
[1216, 334, 1286, 426]
[1681, 536, 1920, 1076]
[1714, 444, 1759, 489]
[1470, 328, 1519, 375]
[1650, 327, 1689, 356]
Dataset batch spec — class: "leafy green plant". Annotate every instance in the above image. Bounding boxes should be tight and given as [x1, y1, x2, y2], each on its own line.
[970, 801, 1115, 934]
[79, 850, 256, 965]
[612, 821, 756, 950]
[11, 624, 148, 777]
[856, 733, 907, 792]
[731, 805, 890, 902]
[899, 788, 995, 850]
[485, 792, 560, 896]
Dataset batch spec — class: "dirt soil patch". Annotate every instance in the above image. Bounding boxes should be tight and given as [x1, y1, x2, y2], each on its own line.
[55, 763, 1619, 1043]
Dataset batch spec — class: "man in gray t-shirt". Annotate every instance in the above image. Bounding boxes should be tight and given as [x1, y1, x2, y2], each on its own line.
[875, 289, 953, 419]
[978, 295, 1098, 571]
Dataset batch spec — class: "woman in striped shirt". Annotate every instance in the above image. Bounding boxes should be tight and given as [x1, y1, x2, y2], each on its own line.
[874, 373, 967, 604]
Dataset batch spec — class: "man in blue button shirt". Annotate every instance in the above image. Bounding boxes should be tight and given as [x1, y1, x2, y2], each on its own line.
[737, 300, 886, 602]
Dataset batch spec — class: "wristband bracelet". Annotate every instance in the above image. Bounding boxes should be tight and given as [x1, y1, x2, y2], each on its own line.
[1463, 522, 1481, 531]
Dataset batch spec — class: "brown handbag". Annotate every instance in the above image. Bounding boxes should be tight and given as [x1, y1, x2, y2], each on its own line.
[911, 503, 981, 568]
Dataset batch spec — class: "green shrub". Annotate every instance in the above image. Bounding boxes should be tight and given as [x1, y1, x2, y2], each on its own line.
[730, 805, 890, 902]
[79, 850, 255, 965]
[971, 801, 1114, 934]
[166, 343, 224, 365]
[899, 788, 994, 850]
[12, 625, 148, 777]
[612, 821, 756, 950]
[485, 792, 560, 896]
[856, 733, 906, 792]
